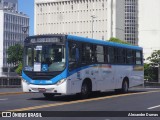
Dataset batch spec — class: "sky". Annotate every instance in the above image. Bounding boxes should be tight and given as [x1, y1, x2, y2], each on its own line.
[18, 0, 34, 35]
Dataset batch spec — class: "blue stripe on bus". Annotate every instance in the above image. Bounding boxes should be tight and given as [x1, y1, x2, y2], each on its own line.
[67, 35, 142, 50]
[68, 64, 143, 76]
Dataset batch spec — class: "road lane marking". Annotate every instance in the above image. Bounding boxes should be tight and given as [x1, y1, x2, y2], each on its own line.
[0, 92, 26, 96]
[133, 88, 160, 90]
[5, 90, 160, 112]
[0, 98, 8, 101]
[148, 105, 160, 110]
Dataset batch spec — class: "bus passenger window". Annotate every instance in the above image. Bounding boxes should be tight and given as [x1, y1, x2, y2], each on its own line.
[126, 50, 134, 64]
[69, 42, 79, 70]
[136, 51, 142, 65]
[95, 45, 104, 63]
[81, 44, 93, 64]
[108, 47, 114, 64]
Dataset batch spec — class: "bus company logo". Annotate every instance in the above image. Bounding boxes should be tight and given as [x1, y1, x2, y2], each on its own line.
[2, 112, 11, 117]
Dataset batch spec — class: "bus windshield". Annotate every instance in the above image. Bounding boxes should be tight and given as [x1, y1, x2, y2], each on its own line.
[24, 44, 66, 72]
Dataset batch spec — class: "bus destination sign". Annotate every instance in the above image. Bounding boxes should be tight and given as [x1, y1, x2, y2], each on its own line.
[30, 37, 62, 43]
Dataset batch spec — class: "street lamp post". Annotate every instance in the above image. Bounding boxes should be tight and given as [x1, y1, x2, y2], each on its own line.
[22, 26, 29, 43]
[22, 26, 29, 34]
[91, 15, 96, 38]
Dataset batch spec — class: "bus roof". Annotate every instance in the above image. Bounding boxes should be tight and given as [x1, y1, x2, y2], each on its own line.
[25, 34, 142, 51]
[67, 35, 142, 51]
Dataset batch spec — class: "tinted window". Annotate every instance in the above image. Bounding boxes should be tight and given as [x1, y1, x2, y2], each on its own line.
[136, 51, 142, 65]
[126, 50, 134, 64]
[108, 47, 114, 63]
[81, 43, 94, 64]
[95, 45, 104, 63]
[69, 42, 80, 70]
[114, 48, 126, 64]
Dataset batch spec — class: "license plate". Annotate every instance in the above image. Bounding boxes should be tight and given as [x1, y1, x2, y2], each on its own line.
[38, 88, 46, 93]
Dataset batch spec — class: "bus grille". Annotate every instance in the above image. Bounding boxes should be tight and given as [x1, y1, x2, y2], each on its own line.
[24, 71, 60, 80]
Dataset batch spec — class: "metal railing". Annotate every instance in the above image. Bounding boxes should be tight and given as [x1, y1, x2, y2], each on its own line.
[144, 81, 160, 88]
[0, 77, 21, 88]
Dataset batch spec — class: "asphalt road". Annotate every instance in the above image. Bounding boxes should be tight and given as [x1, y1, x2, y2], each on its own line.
[1, 88, 160, 120]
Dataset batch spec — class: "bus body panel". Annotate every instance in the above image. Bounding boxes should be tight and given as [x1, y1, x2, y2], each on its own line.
[22, 64, 143, 94]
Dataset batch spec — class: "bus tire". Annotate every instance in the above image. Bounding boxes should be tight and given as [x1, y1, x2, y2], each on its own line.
[115, 79, 129, 93]
[43, 93, 55, 99]
[121, 80, 129, 93]
[80, 80, 91, 99]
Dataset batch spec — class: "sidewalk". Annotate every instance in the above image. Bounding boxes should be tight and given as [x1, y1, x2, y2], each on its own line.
[0, 88, 24, 95]
[0, 88, 22, 93]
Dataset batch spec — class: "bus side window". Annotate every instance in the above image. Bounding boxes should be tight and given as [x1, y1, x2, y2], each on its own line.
[116, 48, 126, 64]
[69, 42, 79, 70]
[136, 51, 142, 65]
[81, 43, 93, 65]
[95, 45, 105, 63]
[108, 47, 114, 64]
[126, 50, 134, 64]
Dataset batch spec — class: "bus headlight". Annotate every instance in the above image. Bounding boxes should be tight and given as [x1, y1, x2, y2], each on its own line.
[56, 79, 67, 85]
[22, 79, 30, 85]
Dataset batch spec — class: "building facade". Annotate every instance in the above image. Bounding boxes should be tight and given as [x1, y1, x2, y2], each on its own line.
[125, 0, 138, 45]
[138, 0, 160, 61]
[0, 0, 18, 11]
[0, 0, 29, 76]
[34, 0, 125, 41]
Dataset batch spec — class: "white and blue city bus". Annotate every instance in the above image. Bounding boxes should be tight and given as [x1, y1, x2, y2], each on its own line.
[22, 34, 144, 98]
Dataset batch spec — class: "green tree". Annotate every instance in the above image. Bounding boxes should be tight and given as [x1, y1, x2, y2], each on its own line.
[144, 63, 156, 81]
[7, 44, 23, 65]
[147, 50, 160, 67]
[109, 37, 130, 45]
[15, 62, 23, 75]
[144, 50, 160, 81]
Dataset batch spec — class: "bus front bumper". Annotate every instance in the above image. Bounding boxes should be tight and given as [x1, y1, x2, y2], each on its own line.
[21, 79, 67, 94]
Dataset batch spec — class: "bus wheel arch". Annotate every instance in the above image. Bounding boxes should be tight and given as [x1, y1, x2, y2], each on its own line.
[80, 78, 92, 99]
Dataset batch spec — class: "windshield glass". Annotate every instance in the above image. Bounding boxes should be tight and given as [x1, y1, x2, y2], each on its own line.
[24, 44, 66, 72]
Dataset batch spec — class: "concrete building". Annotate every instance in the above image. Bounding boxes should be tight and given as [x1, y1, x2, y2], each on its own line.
[34, 0, 125, 41]
[0, 0, 29, 77]
[125, 0, 138, 45]
[138, 0, 160, 61]
[0, 0, 18, 11]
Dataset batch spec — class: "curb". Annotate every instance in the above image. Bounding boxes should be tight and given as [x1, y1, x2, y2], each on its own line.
[0, 92, 27, 96]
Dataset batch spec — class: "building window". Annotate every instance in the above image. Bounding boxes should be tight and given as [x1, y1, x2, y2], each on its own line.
[71, 5, 73, 10]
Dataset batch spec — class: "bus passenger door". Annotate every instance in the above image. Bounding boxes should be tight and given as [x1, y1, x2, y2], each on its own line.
[68, 41, 81, 94]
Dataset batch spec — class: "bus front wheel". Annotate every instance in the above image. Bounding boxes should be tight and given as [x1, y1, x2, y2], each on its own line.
[43, 93, 55, 99]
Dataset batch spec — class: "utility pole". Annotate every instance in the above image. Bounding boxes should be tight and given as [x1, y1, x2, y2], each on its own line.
[91, 15, 96, 38]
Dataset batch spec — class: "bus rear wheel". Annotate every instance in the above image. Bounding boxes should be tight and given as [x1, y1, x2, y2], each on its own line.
[43, 93, 55, 99]
[115, 80, 129, 93]
[122, 80, 129, 93]
[80, 81, 91, 99]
